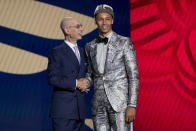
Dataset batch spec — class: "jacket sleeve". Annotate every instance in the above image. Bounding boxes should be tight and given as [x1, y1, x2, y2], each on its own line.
[47, 49, 76, 91]
[85, 44, 93, 87]
[123, 38, 139, 108]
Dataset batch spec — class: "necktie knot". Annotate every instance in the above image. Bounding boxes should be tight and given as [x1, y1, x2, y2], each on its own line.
[74, 46, 78, 50]
[96, 36, 108, 44]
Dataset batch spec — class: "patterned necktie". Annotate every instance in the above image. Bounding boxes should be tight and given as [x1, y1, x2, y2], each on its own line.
[73, 46, 80, 63]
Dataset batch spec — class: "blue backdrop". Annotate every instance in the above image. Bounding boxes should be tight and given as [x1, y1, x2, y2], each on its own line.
[0, 0, 130, 130]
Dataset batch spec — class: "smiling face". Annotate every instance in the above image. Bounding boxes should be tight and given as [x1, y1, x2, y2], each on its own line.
[63, 18, 83, 44]
[95, 12, 113, 37]
[68, 19, 83, 40]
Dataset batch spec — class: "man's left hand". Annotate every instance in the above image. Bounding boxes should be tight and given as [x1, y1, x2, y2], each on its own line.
[125, 107, 136, 123]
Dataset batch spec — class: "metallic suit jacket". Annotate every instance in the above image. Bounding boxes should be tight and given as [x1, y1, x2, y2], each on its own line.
[85, 31, 139, 113]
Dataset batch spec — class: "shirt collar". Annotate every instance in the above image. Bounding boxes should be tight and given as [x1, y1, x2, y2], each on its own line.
[64, 40, 78, 49]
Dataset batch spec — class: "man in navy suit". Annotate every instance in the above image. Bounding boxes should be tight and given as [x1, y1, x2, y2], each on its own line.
[47, 17, 88, 131]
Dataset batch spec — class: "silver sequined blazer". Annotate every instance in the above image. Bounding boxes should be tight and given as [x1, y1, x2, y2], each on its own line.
[85, 31, 139, 113]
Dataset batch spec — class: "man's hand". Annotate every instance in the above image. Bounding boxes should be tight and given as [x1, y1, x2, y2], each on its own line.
[125, 107, 136, 123]
[76, 78, 88, 92]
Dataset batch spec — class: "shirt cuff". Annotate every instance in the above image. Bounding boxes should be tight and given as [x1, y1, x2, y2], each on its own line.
[75, 80, 77, 90]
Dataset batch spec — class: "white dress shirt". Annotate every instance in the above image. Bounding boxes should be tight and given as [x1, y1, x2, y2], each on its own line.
[96, 31, 113, 74]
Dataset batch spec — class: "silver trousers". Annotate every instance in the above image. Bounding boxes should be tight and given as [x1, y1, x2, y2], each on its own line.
[92, 89, 130, 131]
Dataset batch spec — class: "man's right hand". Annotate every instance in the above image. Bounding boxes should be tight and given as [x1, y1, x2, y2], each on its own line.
[76, 78, 88, 92]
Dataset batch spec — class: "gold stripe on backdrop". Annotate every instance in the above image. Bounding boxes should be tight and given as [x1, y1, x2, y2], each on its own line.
[85, 119, 94, 130]
[0, 0, 97, 74]
[0, 0, 96, 39]
[0, 43, 48, 74]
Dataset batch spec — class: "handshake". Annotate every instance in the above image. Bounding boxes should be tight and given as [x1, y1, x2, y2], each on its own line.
[76, 78, 89, 92]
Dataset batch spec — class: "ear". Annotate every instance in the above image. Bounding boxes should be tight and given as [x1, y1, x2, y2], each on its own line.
[111, 18, 114, 24]
[64, 26, 69, 34]
[94, 19, 97, 25]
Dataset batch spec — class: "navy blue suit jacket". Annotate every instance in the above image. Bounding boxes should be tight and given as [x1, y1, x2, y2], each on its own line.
[47, 42, 86, 120]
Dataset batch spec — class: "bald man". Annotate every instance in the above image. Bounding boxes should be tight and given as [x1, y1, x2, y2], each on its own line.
[47, 17, 88, 131]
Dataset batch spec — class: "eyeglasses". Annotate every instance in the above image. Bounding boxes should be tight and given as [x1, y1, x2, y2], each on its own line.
[69, 24, 83, 29]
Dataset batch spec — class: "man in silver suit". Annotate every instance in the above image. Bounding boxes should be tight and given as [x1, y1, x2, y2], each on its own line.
[85, 4, 139, 131]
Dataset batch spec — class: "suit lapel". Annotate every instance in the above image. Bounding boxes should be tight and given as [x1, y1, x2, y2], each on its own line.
[106, 32, 118, 63]
[78, 47, 83, 64]
[77, 47, 84, 78]
[89, 41, 99, 73]
[62, 42, 80, 67]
